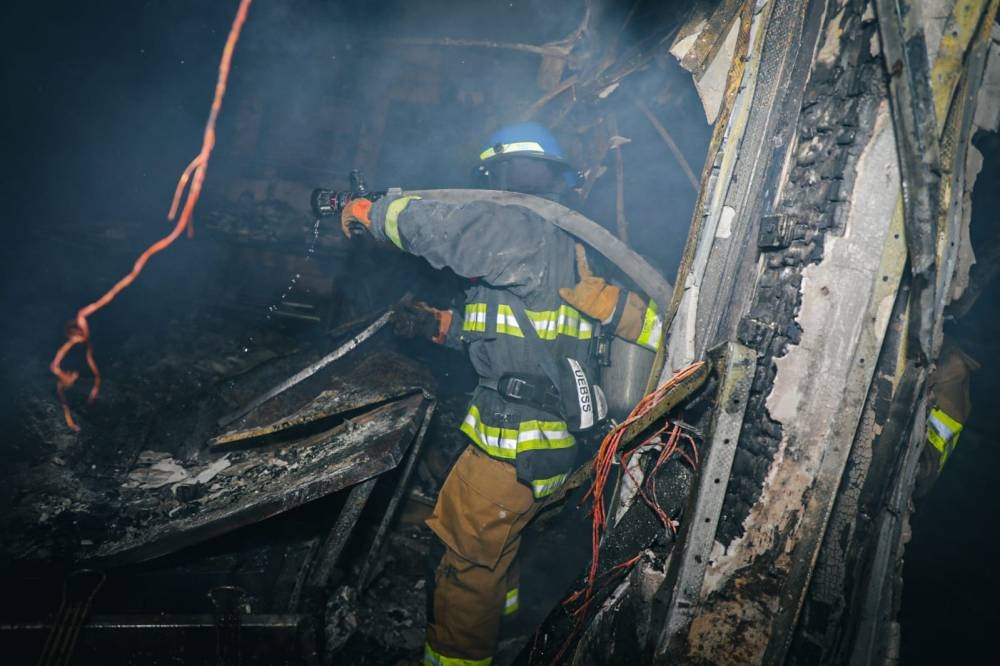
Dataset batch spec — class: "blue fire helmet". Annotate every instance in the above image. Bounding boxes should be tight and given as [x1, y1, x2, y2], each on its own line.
[478, 122, 580, 187]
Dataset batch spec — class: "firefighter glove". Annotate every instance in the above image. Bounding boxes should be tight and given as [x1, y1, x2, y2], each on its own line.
[392, 302, 453, 344]
[558, 244, 621, 323]
[340, 198, 373, 238]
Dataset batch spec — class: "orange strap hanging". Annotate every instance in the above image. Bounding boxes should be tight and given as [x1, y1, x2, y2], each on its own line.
[49, 0, 254, 432]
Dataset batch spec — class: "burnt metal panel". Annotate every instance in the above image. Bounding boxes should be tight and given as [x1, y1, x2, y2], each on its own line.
[847, 373, 927, 666]
[90, 393, 429, 566]
[662, 2, 911, 663]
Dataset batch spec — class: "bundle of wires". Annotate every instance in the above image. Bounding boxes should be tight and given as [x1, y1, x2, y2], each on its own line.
[551, 361, 705, 662]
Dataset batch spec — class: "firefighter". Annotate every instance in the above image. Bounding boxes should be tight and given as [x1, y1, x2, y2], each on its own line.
[341, 122, 663, 665]
[913, 337, 978, 498]
[922, 338, 978, 473]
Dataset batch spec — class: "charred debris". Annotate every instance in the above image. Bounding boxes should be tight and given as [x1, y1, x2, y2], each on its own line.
[2, 0, 1000, 664]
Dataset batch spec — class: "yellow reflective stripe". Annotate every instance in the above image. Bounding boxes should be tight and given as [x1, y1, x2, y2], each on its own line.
[460, 407, 575, 460]
[496, 304, 524, 338]
[513, 425, 575, 453]
[531, 472, 569, 498]
[523, 305, 593, 341]
[461, 407, 518, 459]
[384, 196, 421, 250]
[424, 642, 493, 666]
[463, 303, 487, 332]
[504, 587, 520, 615]
[927, 407, 963, 468]
[478, 141, 546, 161]
[636, 300, 663, 350]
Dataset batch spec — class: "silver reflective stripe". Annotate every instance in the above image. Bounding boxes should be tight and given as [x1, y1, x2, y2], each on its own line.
[504, 587, 519, 615]
[927, 413, 957, 441]
[496, 305, 524, 337]
[531, 472, 569, 497]
[517, 427, 571, 443]
[462, 411, 517, 453]
[463, 303, 487, 332]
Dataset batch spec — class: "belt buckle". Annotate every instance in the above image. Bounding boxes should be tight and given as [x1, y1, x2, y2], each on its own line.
[506, 377, 528, 400]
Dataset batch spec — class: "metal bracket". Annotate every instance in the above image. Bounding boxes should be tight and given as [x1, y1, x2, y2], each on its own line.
[655, 341, 756, 657]
[758, 213, 795, 249]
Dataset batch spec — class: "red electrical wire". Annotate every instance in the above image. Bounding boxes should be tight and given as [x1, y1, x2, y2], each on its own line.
[49, 0, 254, 431]
[550, 361, 705, 663]
[582, 361, 704, 597]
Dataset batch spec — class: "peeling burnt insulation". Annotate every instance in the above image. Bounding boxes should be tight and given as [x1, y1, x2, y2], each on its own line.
[787, 279, 910, 664]
[721, 1, 884, 545]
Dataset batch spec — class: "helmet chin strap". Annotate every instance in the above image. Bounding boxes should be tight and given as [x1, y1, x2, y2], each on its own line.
[487, 157, 569, 197]
[491, 161, 510, 192]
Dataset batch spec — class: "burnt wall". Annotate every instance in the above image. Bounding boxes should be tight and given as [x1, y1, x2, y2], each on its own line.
[719, 1, 887, 545]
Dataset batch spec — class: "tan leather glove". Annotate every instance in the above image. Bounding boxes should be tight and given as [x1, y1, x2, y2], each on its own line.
[558, 243, 646, 340]
[340, 198, 373, 238]
[558, 244, 620, 321]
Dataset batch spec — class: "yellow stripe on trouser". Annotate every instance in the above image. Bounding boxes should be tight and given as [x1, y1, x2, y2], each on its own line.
[927, 407, 963, 469]
[504, 587, 520, 616]
[423, 642, 492, 666]
[384, 196, 421, 250]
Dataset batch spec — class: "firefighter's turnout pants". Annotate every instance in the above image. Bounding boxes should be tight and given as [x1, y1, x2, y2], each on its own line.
[423, 446, 541, 665]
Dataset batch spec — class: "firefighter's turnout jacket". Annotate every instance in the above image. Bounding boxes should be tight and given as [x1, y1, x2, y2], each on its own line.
[368, 193, 662, 498]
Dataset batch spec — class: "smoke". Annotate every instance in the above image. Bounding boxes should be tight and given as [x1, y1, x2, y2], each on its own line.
[0, 0, 712, 489]
[0, 0, 709, 577]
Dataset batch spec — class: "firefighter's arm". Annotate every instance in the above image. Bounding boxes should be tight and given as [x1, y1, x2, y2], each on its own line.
[363, 195, 554, 299]
[559, 244, 663, 351]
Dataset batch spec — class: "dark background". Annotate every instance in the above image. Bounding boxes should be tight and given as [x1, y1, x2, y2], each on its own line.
[0, 1, 996, 663]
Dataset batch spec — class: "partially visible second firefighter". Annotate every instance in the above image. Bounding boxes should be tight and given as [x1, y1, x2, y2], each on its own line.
[917, 337, 979, 495]
[340, 122, 663, 665]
